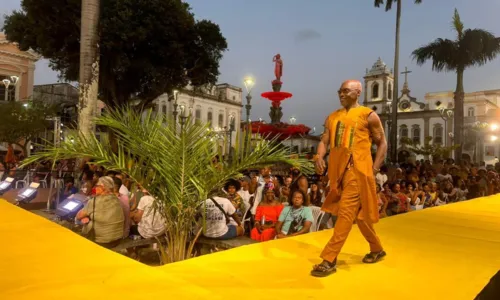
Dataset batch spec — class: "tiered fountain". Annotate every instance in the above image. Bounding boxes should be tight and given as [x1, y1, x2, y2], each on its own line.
[251, 54, 311, 140]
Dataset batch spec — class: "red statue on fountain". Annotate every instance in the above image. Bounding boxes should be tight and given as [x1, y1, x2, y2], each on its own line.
[251, 53, 310, 141]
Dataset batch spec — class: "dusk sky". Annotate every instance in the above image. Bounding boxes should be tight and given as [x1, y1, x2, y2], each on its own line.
[2, 0, 500, 132]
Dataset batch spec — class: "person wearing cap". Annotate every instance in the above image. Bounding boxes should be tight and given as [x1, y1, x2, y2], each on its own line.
[76, 176, 125, 248]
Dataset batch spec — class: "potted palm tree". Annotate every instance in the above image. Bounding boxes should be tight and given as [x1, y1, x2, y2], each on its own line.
[22, 108, 313, 263]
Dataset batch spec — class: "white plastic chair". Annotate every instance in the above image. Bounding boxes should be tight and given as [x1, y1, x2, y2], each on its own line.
[15, 171, 30, 189]
[309, 206, 324, 232]
[38, 172, 49, 188]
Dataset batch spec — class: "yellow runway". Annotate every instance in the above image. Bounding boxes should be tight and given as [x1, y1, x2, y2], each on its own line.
[1, 195, 499, 300]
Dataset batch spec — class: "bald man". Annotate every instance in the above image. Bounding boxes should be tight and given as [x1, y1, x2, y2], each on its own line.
[311, 80, 388, 277]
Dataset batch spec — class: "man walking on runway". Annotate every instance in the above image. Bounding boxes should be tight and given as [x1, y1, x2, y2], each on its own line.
[311, 79, 388, 277]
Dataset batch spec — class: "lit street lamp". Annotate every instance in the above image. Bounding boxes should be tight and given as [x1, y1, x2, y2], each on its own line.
[243, 77, 255, 154]
[1, 76, 19, 101]
[438, 106, 454, 147]
[289, 116, 297, 154]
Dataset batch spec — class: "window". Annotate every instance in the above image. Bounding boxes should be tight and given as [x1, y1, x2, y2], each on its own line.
[207, 111, 213, 126]
[218, 113, 224, 128]
[412, 125, 421, 144]
[195, 106, 202, 122]
[468, 107, 475, 117]
[387, 83, 392, 100]
[162, 104, 167, 115]
[434, 124, 443, 144]
[0, 75, 16, 101]
[372, 83, 379, 98]
[399, 125, 408, 140]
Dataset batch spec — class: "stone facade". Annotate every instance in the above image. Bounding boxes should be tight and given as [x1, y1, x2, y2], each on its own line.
[154, 83, 243, 150]
[0, 32, 39, 101]
[363, 58, 499, 165]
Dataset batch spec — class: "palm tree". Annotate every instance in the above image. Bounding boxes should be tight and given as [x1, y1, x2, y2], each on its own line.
[412, 9, 500, 161]
[22, 108, 313, 263]
[374, 0, 422, 163]
[78, 0, 101, 138]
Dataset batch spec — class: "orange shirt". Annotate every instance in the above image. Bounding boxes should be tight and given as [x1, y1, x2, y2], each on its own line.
[322, 106, 379, 223]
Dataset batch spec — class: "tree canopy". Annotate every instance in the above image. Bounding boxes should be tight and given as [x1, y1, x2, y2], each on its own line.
[374, 0, 422, 12]
[0, 101, 57, 155]
[3, 0, 228, 109]
[400, 136, 459, 160]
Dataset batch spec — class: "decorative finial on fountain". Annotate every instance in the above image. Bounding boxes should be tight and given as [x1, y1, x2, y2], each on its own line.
[272, 54, 283, 92]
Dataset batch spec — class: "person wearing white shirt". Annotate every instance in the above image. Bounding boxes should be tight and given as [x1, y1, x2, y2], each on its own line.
[130, 194, 165, 239]
[202, 196, 244, 240]
[375, 166, 388, 189]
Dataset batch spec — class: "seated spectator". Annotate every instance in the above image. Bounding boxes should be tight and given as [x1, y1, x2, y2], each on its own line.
[202, 196, 244, 240]
[113, 177, 130, 238]
[225, 180, 245, 220]
[276, 190, 313, 239]
[60, 177, 78, 201]
[76, 176, 125, 248]
[250, 184, 284, 242]
[309, 182, 323, 207]
[376, 184, 388, 218]
[237, 176, 253, 210]
[80, 170, 94, 196]
[115, 173, 130, 197]
[456, 179, 468, 201]
[390, 183, 409, 214]
[130, 191, 166, 239]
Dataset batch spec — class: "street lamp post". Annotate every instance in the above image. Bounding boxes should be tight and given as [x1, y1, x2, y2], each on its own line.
[438, 106, 454, 148]
[289, 116, 296, 155]
[1, 76, 19, 101]
[178, 105, 187, 132]
[243, 77, 255, 154]
[228, 115, 235, 162]
[386, 119, 392, 164]
[172, 89, 179, 128]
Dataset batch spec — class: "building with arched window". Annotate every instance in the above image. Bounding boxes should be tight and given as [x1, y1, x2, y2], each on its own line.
[362, 57, 500, 164]
[153, 83, 243, 153]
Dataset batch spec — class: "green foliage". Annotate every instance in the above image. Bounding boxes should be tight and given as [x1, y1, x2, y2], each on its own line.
[3, 0, 228, 109]
[374, 0, 422, 12]
[400, 136, 459, 159]
[0, 100, 57, 154]
[22, 108, 313, 263]
[411, 9, 500, 72]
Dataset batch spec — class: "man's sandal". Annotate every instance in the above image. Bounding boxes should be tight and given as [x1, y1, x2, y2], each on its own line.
[362, 250, 386, 264]
[310, 260, 337, 277]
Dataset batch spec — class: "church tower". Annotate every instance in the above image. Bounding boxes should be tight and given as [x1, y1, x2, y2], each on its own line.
[363, 58, 394, 114]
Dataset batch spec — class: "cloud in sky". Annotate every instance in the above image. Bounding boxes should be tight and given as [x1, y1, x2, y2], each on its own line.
[293, 29, 322, 43]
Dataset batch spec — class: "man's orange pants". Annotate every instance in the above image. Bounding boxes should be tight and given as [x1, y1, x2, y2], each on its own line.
[320, 168, 383, 263]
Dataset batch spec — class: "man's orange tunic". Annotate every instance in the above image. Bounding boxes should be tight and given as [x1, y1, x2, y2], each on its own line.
[321, 106, 379, 224]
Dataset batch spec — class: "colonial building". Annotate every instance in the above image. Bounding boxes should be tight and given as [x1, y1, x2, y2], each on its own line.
[363, 58, 499, 165]
[0, 32, 39, 101]
[153, 84, 243, 153]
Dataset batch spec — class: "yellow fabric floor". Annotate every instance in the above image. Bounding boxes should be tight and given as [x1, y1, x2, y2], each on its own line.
[1, 196, 500, 300]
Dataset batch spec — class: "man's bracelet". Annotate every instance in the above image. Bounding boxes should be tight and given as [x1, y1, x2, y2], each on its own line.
[373, 167, 380, 172]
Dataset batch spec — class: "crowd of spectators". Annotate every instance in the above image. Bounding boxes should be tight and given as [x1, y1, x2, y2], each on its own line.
[1, 154, 499, 255]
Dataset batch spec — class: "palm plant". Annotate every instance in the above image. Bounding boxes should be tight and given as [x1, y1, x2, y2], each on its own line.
[22, 108, 313, 263]
[374, 0, 422, 163]
[412, 9, 500, 161]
